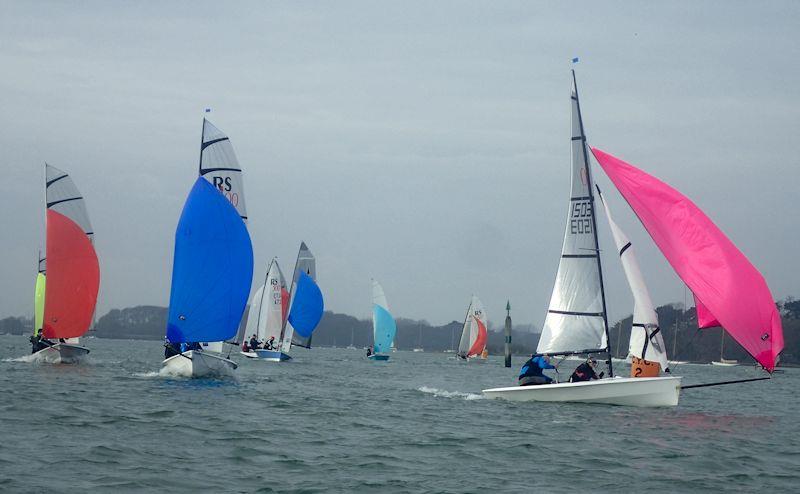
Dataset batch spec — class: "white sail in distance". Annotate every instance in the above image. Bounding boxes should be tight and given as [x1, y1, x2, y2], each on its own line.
[199, 119, 247, 221]
[598, 189, 669, 371]
[537, 73, 608, 355]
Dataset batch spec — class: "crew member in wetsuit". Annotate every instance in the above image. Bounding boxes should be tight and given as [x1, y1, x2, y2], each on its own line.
[265, 336, 276, 351]
[569, 357, 604, 382]
[164, 340, 180, 358]
[366, 347, 373, 357]
[249, 334, 261, 351]
[518, 354, 555, 386]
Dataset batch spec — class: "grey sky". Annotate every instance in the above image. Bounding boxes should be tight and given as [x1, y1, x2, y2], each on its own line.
[1, 1, 797, 329]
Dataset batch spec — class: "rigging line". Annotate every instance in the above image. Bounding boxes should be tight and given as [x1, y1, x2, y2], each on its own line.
[667, 327, 702, 373]
[682, 376, 770, 390]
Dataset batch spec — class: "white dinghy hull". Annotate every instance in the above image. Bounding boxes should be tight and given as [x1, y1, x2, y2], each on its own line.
[32, 343, 90, 364]
[483, 376, 682, 407]
[160, 350, 238, 378]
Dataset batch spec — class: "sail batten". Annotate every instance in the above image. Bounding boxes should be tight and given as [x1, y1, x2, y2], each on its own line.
[591, 147, 783, 371]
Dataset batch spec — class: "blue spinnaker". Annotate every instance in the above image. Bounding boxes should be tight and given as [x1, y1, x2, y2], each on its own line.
[372, 304, 396, 354]
[166, 177, 254, 343]
[287, 271, 324, 338]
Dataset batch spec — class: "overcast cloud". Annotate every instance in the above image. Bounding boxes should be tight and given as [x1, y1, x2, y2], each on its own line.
[1, 1, 797, 328]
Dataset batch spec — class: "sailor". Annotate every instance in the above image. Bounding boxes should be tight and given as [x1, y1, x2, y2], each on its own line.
[249, 334, 261, 350]
[241, 340, 250, 352]
[518, 354, 555, 386]
[30, 331, 44, 354]
[265, 336, 276, 351]
[569, 357, 604, 382]
[366, 347, 373, 357]
[164, 340, 180, 358]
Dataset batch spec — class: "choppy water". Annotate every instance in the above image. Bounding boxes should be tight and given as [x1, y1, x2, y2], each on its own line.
[1, 335, 798, 493]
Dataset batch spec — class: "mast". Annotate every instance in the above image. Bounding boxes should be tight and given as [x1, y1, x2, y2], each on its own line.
[198, 118, 205, 175]
[572, 70, 613, 377]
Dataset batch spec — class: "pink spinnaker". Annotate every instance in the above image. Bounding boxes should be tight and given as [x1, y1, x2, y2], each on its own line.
[591, 148, 783, 371]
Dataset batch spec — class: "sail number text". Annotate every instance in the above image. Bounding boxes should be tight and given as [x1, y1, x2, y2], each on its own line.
[570, 201, 592, 234]
[211, 176, 239, 207]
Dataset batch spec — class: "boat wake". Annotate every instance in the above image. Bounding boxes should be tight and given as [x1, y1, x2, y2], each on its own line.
[131, 371, 162, 378]
[3, 355, 37, 363]
[418, 386, 484, 401]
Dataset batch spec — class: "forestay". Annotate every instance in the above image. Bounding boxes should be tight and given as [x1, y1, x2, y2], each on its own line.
[592, 147, 783, 371]
[199, 119, 247, 221]
[371, 280, 396, 354]
[538, 73, 608, 355]
[165, 178, 253, 344]
[457, 296, 488, 357]
[598, 189, 669, 371]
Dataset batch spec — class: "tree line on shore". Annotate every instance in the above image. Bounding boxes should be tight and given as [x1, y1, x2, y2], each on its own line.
[2, 298, 798, 364]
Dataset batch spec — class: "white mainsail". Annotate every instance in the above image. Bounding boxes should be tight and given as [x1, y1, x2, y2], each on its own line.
[243, 284, 267, 342]
[261, 259, 288, 347]
[598, 191, 669, 370]
[537, 74, 608, 355]
[199, 119, 247, 221]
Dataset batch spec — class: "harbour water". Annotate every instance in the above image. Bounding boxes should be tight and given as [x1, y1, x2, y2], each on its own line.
[1, 335, 798, 493]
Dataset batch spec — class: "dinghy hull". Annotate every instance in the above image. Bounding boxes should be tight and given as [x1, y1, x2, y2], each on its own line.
[711, 360, 739, 367]
[483, 376, 682, 407]
[368, 354, 390, 361]
[160, 350, 238, 378]
[32, 343, 90, 364]
[253, 349, 292, 362]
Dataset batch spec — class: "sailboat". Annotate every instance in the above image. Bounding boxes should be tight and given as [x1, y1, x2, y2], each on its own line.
[369, 280, 396, 361]
[239, 258, 288, 360]
[161, 119, 254, 377]
[456, 296, 488, 362]
[484, 71, 680, 406]
[413, 323, 424, 352]
[485, 71, 783, 406]
[711, 331, 739, 366]
[280, 242, 324, 354]
[31, 165, 100, 363]
[240, 243, 323, 361]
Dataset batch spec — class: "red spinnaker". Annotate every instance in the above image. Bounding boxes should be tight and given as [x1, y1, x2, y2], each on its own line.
[43, 210, 100, 339]
[592, 147, 783, 371]
[467, 318, 488, 357]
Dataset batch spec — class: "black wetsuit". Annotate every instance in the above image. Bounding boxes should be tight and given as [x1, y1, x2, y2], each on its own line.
[569, 362, 599, 382]
[164, 343, 180, 359]
[249, 337, 260, 350]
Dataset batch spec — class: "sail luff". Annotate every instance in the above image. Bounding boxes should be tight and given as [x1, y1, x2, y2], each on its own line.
[572, 70, 613, 375]
[457, 297, 474, 356]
